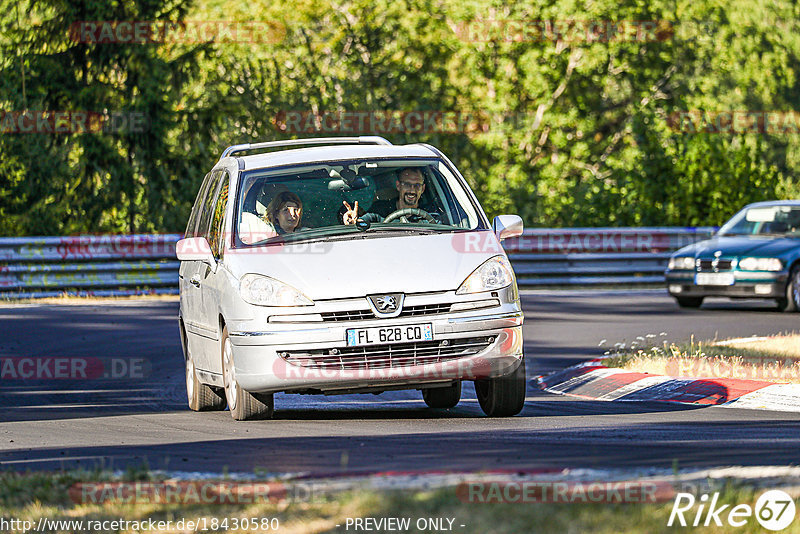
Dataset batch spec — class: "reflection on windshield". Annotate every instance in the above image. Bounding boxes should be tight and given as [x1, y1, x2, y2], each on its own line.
[235, 159, 483, 246]
[718, 205, 800, 237]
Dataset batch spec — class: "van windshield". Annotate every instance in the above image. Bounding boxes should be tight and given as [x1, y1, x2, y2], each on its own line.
[235, 158, 485, 246]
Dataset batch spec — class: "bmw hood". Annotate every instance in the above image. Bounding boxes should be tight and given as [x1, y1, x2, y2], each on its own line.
[224, 231, 507, 300]
[674, 236, 800, 258]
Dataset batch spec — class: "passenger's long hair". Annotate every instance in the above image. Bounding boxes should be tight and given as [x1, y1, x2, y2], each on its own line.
[265, 191, 303, 229]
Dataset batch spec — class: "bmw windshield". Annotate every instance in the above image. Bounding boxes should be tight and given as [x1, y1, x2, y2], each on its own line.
[235, 158, 486, 246]
[718, 204, 800, 237]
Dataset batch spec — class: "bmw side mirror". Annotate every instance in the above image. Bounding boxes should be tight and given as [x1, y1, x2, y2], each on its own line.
[176, 237, 217, 271]
[493, 215, 523, 240]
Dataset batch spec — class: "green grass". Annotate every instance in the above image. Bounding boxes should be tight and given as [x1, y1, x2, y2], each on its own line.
[602, 335, 800, 383]
[2, 470, 799, 533]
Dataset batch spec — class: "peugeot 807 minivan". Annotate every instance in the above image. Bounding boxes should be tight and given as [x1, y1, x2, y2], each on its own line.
[176, 137, 525, 420]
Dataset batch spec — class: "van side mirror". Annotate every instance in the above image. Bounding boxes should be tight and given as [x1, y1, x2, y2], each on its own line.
[176, 237, 217, 269]
[492, 215, 523, 240]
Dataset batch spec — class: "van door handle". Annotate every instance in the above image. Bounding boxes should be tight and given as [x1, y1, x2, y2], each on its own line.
[189, 277, 201, 288]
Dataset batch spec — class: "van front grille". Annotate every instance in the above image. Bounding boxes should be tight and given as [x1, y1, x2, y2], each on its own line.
[320, 309, 374, 321]
[280, 336, 493, 370]
[320, 303, 452, 322]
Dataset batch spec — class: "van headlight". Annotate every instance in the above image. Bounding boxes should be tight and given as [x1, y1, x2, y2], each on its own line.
[668, 257, 696, 270]
[456, 256, 515, 295]
[240, 274, 314, 306]
[738, 257, 783, 271]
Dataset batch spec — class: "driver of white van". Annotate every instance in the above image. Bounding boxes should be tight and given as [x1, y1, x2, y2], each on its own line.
[341, 168, 439, 225]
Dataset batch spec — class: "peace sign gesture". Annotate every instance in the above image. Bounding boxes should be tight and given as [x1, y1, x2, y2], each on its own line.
[342, 200, 360, 225]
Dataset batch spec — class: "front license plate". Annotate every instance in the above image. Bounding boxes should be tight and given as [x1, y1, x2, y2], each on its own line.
[695, 273, 735, 286]
[347, 324, 433, 346]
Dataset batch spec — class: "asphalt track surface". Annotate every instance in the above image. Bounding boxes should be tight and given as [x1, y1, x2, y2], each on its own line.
[1, 291, 799, 475]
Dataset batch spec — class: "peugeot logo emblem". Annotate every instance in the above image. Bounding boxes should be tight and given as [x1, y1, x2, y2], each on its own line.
[375, 295, 397, 311]
[367, 293, 404, 317]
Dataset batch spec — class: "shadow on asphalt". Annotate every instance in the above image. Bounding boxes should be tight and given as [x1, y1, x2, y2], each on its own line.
[0, 382, 185, 423]
[0, 375, 715, 424]
[695, 301, 783, 313]
[4, 416, 800, 474]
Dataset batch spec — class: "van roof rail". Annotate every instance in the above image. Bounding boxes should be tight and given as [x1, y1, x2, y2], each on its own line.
[220, 136, 392, 159]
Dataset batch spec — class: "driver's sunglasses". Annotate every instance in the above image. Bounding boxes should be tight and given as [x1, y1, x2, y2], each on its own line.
[399, 180, 424, 191]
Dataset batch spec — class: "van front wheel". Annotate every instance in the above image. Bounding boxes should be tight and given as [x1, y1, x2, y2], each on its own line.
[221, 327, 274, 421]
[475, 358, 526, 417]
[182, 321, 225, 411]
[422, 382, 461, 409]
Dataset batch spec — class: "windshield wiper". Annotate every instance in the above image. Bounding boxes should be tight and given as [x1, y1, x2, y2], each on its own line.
[245, 227, 360, 246]
[364, 225, 444, 234]
[242, 224, 458, 247]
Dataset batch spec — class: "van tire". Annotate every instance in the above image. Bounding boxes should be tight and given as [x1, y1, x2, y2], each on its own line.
[186, 355, 226, 411]
[475, 357, 526, 417]
[221, 326, 274, 420]
[182, 320, 225, 411]
[422, 382, 461, 409]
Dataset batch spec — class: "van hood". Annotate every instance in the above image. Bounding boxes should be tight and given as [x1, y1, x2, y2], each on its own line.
[224, 231, 505, 300]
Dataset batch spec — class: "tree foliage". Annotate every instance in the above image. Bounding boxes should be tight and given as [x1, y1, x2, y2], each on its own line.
[0, 0, 798, 235]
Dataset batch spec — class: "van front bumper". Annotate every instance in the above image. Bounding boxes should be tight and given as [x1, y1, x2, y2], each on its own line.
[228, 310, 524, 394]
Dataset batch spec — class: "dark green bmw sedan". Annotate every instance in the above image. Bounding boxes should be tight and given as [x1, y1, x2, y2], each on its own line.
[665, 200, 800, 312]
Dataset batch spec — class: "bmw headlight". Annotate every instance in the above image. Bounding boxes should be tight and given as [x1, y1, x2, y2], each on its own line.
[456, 255, 515, 295]
[738, 257, 783, 271]
[240, 274, 314, 306]
[668, 257, 696, 270]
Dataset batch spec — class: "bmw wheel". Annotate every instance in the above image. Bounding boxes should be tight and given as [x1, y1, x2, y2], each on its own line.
[221, 326, 274, 420]
[777, 265, 800, 313]
[675, 296, 704, 309]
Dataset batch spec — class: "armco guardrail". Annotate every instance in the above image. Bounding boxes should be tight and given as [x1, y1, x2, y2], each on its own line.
[503, 227, 716, 286]
[0, 227, 715, 298]
[0, 235, 182, 299]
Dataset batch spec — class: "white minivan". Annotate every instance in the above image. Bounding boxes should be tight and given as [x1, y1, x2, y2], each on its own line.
[176, 137, 525, 420]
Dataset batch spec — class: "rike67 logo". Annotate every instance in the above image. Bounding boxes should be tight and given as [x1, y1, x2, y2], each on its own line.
[668, 490, 796, 531]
